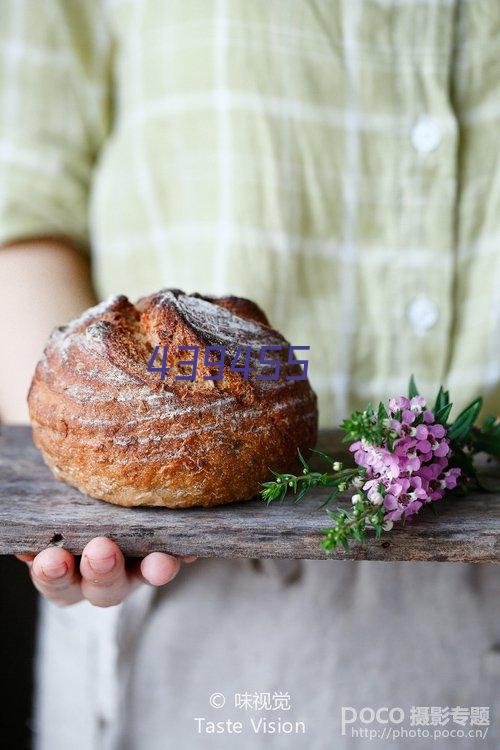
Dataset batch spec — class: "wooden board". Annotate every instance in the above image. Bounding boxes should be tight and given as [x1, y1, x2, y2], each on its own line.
[0, 425, 499, 562]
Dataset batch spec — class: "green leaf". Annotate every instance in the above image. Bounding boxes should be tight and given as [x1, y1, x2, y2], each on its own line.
[408, 375, 419, 399]
[377, 401, 388, 421]
[309, 448, 337, 468]
[260, 480, 288, 504]
[475, 435, 500, 458]
[470, 418, 500, 458]
[317, 488, 340, 509]
[293, 484, 309, 503]
[482, 414, 496, 431]
[448, 397, 483, 442]
[433, 385, 450, 413]
[296, 447, 309, 472]
[434, 402, 453, 426]
[326, 509, 339, 521]
[340, 537, 350, 552]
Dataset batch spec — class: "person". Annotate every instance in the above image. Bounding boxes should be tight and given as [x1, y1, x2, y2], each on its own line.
[1, 1, 499, 748]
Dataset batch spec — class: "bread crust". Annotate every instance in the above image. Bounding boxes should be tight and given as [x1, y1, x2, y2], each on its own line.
[28, 290, 318, 508]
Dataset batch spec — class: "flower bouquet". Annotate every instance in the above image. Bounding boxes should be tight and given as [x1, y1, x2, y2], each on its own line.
[261, 377, 500, 552]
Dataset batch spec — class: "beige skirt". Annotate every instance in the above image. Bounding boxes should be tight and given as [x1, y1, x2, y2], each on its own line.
[35, 560, 499, 750]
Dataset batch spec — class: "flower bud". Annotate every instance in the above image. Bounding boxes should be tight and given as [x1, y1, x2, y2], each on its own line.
[333, 461, 342, 471]
[351, 494, 362, 505]
[383, 520, 394, 531]
[371, 492, 384, 506]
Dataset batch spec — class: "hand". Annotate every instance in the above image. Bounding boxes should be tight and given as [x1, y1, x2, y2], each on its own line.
[16, 537, 196, 608]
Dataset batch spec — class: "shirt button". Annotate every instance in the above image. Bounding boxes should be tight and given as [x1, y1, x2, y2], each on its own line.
[406, 295, 439, 334]
[411, 115, 441, 153]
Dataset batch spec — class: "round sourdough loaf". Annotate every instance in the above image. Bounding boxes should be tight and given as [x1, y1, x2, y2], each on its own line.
[28, 290, 318, 508]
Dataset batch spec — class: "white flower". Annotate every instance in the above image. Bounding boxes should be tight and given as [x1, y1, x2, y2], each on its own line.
[352, 476, 364, 488]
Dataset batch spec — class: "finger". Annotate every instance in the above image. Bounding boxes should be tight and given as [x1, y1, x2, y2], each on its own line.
[16, 553, 35, 564]
[139, 552, 181, 586]
[31, 547, 83, 607]
[80, 537, 131, 608]
[180, 555, 197, 564]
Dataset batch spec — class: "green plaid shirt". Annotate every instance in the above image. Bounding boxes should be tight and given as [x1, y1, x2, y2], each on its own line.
[1, 0, 499, 426]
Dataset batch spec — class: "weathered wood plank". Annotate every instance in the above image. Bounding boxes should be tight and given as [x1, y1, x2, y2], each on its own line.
[0, 426, 498, 561]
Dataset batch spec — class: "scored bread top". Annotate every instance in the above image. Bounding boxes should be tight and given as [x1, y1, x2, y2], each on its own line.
[33, 289, 305, 410]
[28, 289, 318, 507]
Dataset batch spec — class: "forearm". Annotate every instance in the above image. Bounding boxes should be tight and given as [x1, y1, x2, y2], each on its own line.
[0, 239, 96, 424]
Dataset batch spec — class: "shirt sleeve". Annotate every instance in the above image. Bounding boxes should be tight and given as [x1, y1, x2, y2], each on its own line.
[0, 0, 111, 251]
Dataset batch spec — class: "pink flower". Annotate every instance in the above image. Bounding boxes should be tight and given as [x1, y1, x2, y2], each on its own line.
[384, 505, 404, 522]
[402, 410, 416, 425]
[416, 439, 432, 453]
[414, 424, 428, 440]
[388, 396, 410, 414]
[442, 468, 461, 489]
[433, 441, 449, 457]
[404, 452, 421, 473]
[349, 393, 462, 525]
[363, 479, 384, 504]
[409, 475, 427, 500]
[410, 396, 426, 412]
[429, 424, 446, 439]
